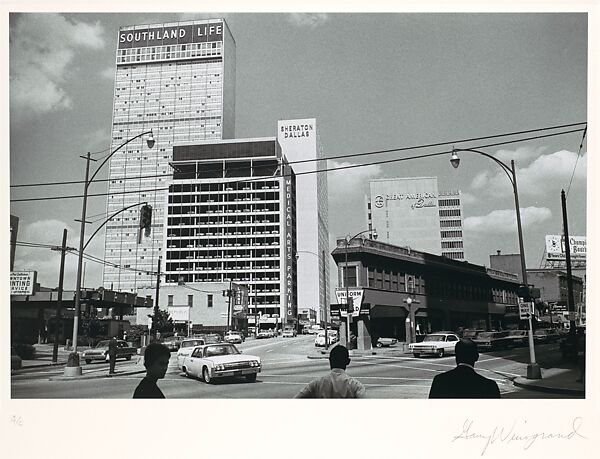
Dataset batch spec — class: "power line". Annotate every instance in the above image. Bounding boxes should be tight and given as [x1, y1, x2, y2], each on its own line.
[565, 125, 587, 198]
[10, 127, 585, 203]
[10, 121, 586, 189]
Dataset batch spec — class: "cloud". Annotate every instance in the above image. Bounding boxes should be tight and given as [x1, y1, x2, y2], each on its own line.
[13, 219, 105, 290]
[470, 149, 586, 198]
[100, 66, 114, 80]
[10, 14, 105, 118]
[464, 206, 552, 234]
[287, 13, 329, 28]
[493, 146, 547, 165]
[459, 191, 478, 205]
[328, 160, 383, 204]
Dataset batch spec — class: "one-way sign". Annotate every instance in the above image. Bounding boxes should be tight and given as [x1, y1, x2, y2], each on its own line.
[519, 302, 534, 320]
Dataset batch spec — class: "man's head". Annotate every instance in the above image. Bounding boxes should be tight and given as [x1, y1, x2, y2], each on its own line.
[329, 344, 351, 370]
[144, 343, 171, 380]
[455, 338, 479, 366]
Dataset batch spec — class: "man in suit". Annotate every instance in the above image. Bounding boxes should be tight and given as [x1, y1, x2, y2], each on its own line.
[429, 338, 501, 398]
[108, 336, 118, 375]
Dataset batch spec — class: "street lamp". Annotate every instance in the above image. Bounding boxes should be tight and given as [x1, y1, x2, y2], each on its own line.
[65, 130, 155, 377]
[295, 250, 328, 348]
[403, 296, 420, 344]
[450, 147, 541, 379]
[344, 229, 377, 350]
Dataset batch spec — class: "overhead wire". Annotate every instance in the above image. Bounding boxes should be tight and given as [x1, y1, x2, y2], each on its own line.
[9, 127, 586, 204]
[565, 125, 587, 198]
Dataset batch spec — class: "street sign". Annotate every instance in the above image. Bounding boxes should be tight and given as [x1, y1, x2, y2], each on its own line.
[519, 302, 534, 320]
[335, 288, 364, 317]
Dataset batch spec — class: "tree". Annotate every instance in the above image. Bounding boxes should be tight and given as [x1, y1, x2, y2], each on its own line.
[148, 308, 174, 335]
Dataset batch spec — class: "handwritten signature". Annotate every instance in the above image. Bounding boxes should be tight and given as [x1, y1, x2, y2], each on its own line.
[452, 417, 586, 455]
[10, 415, 23, 427]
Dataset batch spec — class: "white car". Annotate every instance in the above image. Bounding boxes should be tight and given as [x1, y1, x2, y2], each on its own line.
[408, 333, 459, 358]
[176, 337, 206, 370]
[181, 344, 261, 383]
[224, 331, 244, 344]
[314, 331, 337, 347]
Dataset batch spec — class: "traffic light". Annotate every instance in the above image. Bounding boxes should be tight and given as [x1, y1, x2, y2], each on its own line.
[517, 284, 531, 301]
[139, 205, 153, 236]
[347, 296, 354, 314]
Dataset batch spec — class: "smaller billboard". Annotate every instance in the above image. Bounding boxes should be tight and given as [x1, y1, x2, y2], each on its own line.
[545, 235, 586, 260]
[10, 271, 37, 295]
[168, 307, 190, 323]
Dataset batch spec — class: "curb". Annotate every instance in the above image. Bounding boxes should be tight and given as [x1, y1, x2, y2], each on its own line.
[16, 361, 68, 371]
[513, 377, 585, 396]
[49, 368, 146, 381]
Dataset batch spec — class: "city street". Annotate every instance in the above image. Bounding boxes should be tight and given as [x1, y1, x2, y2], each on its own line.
[11, 335, 581, 399]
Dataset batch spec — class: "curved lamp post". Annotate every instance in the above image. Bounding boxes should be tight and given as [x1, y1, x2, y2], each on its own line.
[65, 130, 154, 376]
[344, 228, 377, 349]
[450, 148, 541, 379]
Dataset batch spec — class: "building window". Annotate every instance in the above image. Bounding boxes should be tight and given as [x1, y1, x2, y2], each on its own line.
[343, 266, 357, 288]
[167, 295, 174, 307]
[188, 295, 193, 307]
[207, 294, 213, 308]
[406, 275, 415, 293]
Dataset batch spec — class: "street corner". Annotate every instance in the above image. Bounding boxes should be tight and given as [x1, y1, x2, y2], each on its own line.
[49, 368, 146, 381]
[512, 367, 585, 397]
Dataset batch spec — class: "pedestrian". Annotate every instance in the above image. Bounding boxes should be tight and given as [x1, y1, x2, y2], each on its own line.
[123, 330, 128, 343]
[295, 345, 366, 398]
[108, 335, 118, 375]
[429, 338, 500, 398]
[133, 343, 170, 398]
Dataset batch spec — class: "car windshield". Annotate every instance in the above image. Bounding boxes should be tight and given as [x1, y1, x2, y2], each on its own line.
[182, 339, 204, 348]
[96, 340, 110, 348]
[423, 335, 446, 342]
[204, 344, 240, 357]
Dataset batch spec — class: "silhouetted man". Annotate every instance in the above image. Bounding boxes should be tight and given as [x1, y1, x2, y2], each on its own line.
[429, 338, 500, 398]
[295, 345, 366, 398]
[133, 343, 170, 398]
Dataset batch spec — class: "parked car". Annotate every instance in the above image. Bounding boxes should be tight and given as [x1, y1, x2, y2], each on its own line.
[256, 330, 271, 339]
[181, 343, 261, 383]
[460, 329, 485, 339]
[224, 331, 244, 344]
[559, 327, 585, 360]
[472, 331, 512, 351]
[408, 333, 459, 357]
[176, 337, 206, 369]
[533, 328, 561, 344]
[162, 336, 183, 352]
[82, 339, 137, 364]
[375, 337, 398, 348]
[314, 331, 337, 347]
[282, 328, 297, 338]
[507, 330, 529, 347]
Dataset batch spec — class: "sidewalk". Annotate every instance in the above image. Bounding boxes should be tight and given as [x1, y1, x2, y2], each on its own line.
[307, 343, 586, 396]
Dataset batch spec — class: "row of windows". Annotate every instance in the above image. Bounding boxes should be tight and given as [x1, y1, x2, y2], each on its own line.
[117, 42, 222, 64]
[439, 199, 460, 207]
[439, 209, 461, 217]
[441, 230, 463, 238]
[443, 251, 465, 260]
[440, 220, 462, 228]
[441, 241, 464, 249]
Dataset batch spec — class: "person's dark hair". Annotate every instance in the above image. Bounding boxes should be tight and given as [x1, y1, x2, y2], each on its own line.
[144, 343, 170, 367]
[455, 338, 479, 365]
[329, 344, 350, 369]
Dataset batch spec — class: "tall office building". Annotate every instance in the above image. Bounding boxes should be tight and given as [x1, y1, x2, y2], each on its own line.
[164, 138, 297, 328]
[366, 177, 464, 260]
[103, 19, 236, 292]
[277, 119, 329, 325]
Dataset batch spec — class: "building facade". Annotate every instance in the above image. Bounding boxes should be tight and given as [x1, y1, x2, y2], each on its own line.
[103, 19, 236, 292]
[163, 138, 298, 330]
[367, 177, 464, 260]
[331, 238, 519, 350]
[277, 119, 329, 325]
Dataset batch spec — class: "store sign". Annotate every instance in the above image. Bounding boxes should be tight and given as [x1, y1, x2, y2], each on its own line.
[10, 271, 37, 295]
[373, 192, 438, 210]
[335, 289, 365, 317]
[279, 122, 314, 139]
[168, 307, 190, 323]
[545, 235, 586, 260]
[118, 22, 223, 49]
[231, 283, 249, 316]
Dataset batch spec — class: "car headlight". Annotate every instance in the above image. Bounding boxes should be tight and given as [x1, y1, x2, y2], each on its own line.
[215, 364, 225, 371]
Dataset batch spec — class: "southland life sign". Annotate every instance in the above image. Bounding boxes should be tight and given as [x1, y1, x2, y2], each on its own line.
[118, 22, 223, 49]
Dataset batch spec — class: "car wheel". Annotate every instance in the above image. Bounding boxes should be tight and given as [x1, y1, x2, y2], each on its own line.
[376, 342, 383, 348]
[85, 359, 91, 364]
[245, 373, 257, 383]
[413, 353, 420, 358]
[182, 366, 189, 378]
[126, 355, 131, 361]
[437, 349, 445, 358]
[202, 367, 212, 384]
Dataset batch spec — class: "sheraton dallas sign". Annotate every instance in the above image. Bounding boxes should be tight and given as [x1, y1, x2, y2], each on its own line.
[118, 23, 223, 49]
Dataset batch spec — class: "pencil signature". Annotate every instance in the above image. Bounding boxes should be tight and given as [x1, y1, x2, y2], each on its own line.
[452, 417, 586, 455]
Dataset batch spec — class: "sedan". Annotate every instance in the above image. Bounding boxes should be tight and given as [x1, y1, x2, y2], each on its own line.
[282, 329, 297, 338]
[408, 333, 459, 358]
[181, 344, 261, 383]
[314, 332, 337, 347]
[507, 330, 529, 347]
[375, 337, 398, 348]
[472, 331, 512, 351]
[256, 330, 271, 339]
[162, 336, 183, 352]
[176, 338, 206, 370]
[82, 340, 136, 364]
[533, 328, 561, 344]
[224, 331, 244, 344]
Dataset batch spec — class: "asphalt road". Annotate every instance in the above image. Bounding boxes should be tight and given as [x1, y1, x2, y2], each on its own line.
[11, 335, 580, 399]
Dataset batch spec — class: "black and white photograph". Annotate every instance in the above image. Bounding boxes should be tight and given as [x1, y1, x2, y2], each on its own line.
[2, 1, 598, 458]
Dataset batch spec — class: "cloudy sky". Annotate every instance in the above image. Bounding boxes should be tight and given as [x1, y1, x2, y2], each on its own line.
[8, 9, 588, 293]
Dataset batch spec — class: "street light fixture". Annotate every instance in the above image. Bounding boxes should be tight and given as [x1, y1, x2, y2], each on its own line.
[450, 147, 541, 379]
[344, 228, 377, 350]
[64, 130, 155, 377]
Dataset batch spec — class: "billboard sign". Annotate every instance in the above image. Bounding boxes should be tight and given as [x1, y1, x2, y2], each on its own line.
[168, 307, 190, 323]
[231, 283, 249, 317]
[545, 235, 586, 260]
[10, 271, 37, 295]
[118, 22, 223, 49]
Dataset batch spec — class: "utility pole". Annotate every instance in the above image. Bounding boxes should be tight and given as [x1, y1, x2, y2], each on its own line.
[152, 257, 161, 340]
[323, 250, 328, 350]
[561, 190, 576, 335]
[226, 281, 233, 333]
[51, 229, 68, 363]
